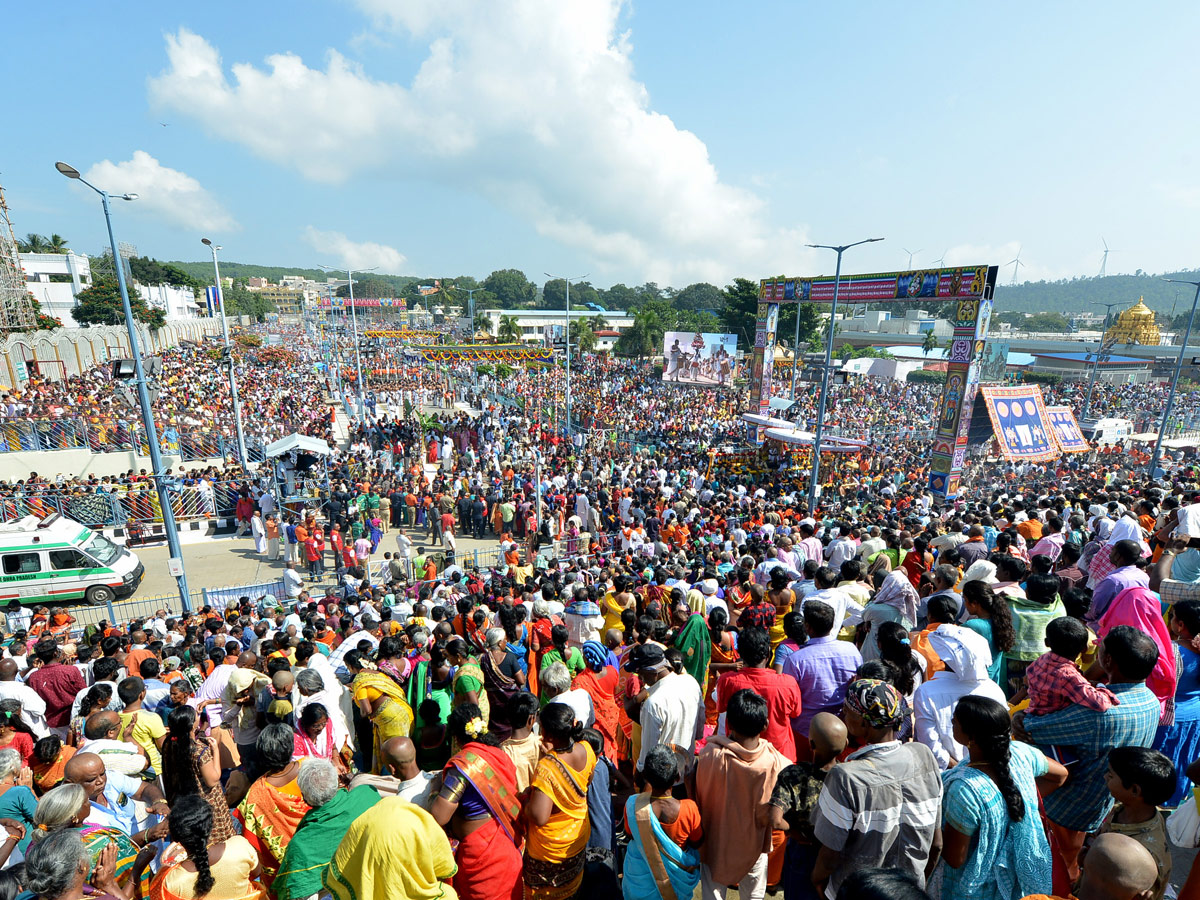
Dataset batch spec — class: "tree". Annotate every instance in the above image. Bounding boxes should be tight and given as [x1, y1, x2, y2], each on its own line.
[17, 234, 48, 253]
[45, 234, 69, 254]
[222, 280, 275, 320]
[720, 278, 761, 346]
[589, 314, 609, 333]
[482, 269, 537, 308]
[497, 315, 521, 343]
[921, 330, 940, 357]
[598, 283, 639, 310]
[614, 307, 666, 358]
[335, 277, 394, 299]
[572, 321, 597, 354]
[1024, 312, 1070, 333]
[473, 312, 493, 335]
[73, 278, 166, 329]
[541, 279, 600, 311]
[674, 282, 723, 312]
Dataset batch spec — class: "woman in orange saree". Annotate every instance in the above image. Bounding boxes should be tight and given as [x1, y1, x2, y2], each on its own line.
[431, 704, 523, 900]
[234, 725, 309, 890]
[574, 642, 619, 758]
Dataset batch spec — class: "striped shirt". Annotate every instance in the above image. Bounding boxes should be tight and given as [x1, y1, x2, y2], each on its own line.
[812, 740, 942, 899]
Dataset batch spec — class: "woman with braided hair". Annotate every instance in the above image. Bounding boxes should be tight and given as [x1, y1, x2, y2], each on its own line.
[149, 794, 265, 899]
[941, 695, 1068, 900]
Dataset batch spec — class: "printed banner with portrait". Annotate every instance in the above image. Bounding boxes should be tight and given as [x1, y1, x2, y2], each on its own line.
[1045, 405, 1090, 454]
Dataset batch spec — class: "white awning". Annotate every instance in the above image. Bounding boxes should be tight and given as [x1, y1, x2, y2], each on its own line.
[764, 428, 862, 452]
[742, 413, 793, 428]
[264, 433, 334, 458]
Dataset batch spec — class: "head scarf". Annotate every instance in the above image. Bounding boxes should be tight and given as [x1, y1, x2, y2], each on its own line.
[323, 797, 457, 900]
[873, 570, 920, 628]
[1097, 585, 1178, 720]
[845, 678, 904, 729]
[686, 589, 706, 615]
[582, 640, 608, 672]
[928, 624, 993, 683]
[960, 559, 997, 588]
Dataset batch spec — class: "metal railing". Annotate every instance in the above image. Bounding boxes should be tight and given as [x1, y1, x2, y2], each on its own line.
[0, 417, 268, 463]
[0, 479, 248, 527]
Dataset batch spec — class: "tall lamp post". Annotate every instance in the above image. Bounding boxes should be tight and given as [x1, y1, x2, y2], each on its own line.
[804, 237, 884, 510]
[544, 272, 587, 437]
[55, 161, 192, 611]
[200, 239, 249, 469]
[1150, 277, 1200, 479]
[319, 264, 375, 421]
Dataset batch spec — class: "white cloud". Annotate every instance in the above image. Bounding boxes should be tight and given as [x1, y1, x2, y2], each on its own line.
[82, 151, 237, 232]
[147, 6, 815, 284]
[302, 226, 407, 273]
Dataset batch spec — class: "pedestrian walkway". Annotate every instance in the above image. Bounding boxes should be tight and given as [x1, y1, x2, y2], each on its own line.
[331, 402, 353, 448]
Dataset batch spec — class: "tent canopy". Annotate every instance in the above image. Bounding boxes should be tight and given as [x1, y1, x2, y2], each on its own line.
[264, 434, 334, 459]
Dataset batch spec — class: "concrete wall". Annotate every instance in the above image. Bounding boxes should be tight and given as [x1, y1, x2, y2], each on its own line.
[0, 447, 226, 481]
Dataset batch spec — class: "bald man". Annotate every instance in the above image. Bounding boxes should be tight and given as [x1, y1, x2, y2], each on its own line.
[0, 657, 47, 737]
[1023, 832, 1159, 900]
[65, 751, 169, 845]
[348, 736, 436, 809]
[79, 710, 148, 777]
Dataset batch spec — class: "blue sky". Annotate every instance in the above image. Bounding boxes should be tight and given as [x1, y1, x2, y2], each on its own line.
[5, 1, 1199, 288]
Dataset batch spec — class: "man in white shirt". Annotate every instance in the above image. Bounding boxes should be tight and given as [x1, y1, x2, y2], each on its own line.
[541, 661, 595, 729]
[283, 563, 304, 599]
[394, 527, 415, 580]
[632, 645, 702, 775]
[826, 529, 857, 572]
[0, 658, 47, 737]
[855, 526, 887, 560]
[801, 566, 864, 634]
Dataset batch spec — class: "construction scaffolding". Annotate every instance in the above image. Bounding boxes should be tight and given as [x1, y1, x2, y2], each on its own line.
[0, 183, 36, 332]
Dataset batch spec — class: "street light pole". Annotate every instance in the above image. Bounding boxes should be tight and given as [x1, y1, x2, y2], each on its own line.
[320, 265, 374, 422]
[545, 272, 587, 437]
[201, 239, 249, 470]
[1150, 278, 1200, 479]
[1080, 335, 1116, 423]
[55, 162, 192, 611]
[804, 238, 884, 511]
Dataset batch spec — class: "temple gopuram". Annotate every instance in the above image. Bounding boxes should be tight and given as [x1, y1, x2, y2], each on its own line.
[1104, 297, 1163, 345]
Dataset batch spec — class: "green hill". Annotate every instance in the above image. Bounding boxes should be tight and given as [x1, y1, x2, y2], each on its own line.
[165, 261, 417, 293]
[994, 269, 1200, 317]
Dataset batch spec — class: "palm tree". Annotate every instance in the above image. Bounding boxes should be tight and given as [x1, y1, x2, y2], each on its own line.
[45, 234, 69, 254]
[497, 314, 521, 343]
[18, 233, 48, 253]
[473, 311, 493, 335]
[921, 330, 939, 357]
[589, 314, 609, 333]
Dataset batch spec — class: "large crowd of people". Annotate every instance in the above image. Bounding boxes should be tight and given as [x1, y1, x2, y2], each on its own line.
[0, 324, 1199, 900]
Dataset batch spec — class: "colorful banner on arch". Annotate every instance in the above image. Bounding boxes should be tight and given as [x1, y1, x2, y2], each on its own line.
[407, 343, 555, 364]
[981, 385, 1060, 462]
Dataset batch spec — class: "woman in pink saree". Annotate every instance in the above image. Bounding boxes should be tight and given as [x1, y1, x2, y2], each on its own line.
[1096, 585, 1178, 723]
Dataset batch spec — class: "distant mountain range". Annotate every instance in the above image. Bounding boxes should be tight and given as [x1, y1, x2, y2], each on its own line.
[993, 269, 1200, 316]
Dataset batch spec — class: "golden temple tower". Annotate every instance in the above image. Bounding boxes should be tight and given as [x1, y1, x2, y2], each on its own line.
[1104, 297, 1162, 345]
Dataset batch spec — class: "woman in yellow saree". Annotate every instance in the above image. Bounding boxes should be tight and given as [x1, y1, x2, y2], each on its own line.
[150, 795, 266, 900]
[522, 703, 597, 900]
[347, 650, 414, 773]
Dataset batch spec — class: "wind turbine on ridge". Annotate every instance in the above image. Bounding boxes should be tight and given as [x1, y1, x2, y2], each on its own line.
[902, 248, 922, 269]
[1008, 247, 1025, 285]
[1098, 237, 1113, 277]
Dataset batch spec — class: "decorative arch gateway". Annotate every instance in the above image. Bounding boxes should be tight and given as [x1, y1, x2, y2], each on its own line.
[756, 264, 999, 499]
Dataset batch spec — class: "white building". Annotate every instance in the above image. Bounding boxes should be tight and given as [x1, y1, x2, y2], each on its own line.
[139, 283, 200, 320]
[482, 308, 634, 343]
[19, 251, 91, 327]
[20, 251, 199, 326]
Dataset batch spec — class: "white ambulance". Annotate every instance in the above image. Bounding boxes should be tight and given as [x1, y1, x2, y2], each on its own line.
[0, 514, 144, 606]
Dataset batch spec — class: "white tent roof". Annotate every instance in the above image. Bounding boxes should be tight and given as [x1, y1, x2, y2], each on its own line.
[264, 434, 334, 459]
[764, 428, 862, 452]
[742, 413, 793, 428]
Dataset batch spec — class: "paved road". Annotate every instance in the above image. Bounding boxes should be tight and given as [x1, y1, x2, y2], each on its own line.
[129, 530, 503, 602]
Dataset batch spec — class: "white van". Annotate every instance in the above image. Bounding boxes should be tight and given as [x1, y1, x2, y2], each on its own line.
[0, 514, 143, 606]
[1085, 417, 1134, 446]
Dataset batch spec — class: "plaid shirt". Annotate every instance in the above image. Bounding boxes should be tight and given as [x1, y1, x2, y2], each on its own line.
[1024, 652, 1118, 716]
[738, 601, 778, 631]
[1024, 681, 1159, 832]
[1160, 578, 1200, 605]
